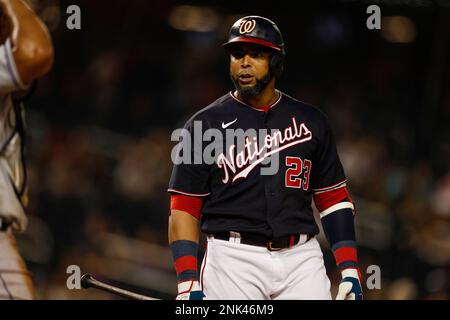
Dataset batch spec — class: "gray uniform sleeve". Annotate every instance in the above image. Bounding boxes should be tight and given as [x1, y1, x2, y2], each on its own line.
[0, 39, 28, 232]
[0, 38, 27, 95]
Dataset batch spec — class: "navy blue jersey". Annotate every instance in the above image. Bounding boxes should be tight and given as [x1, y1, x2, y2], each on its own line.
[168, 91, 346, 238]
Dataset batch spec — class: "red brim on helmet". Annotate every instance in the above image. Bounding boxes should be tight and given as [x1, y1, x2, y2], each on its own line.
[222, 36, 282, 52]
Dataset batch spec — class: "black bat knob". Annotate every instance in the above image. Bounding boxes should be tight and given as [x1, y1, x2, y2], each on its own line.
[80, 273, 94, 289]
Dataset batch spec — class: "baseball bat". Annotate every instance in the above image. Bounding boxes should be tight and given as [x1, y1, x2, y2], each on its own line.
[80, 273, 160, 300]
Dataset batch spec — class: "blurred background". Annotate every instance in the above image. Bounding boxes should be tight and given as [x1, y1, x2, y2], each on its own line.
[13, 0, 450, 299]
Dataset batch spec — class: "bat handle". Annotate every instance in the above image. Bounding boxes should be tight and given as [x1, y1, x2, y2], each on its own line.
[80, 273, 159, 300]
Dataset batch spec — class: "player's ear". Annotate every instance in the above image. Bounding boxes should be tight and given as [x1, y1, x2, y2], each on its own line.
[270, 53, 284, 78]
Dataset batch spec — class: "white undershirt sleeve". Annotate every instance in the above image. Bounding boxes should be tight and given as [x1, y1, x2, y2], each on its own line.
[0, 38, 27, 95]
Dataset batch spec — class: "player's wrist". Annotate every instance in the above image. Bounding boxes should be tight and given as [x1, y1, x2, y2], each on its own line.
[177, 279, 201, 294]
[170, 239, 200, 281]
[176, 280, 205, 300]
[340, 267, 361, 283]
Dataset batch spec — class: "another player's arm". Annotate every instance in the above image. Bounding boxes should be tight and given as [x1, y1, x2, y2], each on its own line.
[168, 195, 205, 300]
[2, 0, 54, 85]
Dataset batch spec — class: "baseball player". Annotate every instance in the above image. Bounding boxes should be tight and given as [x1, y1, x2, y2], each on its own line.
[168, 16, 362, 300]
[0, 0, 53, 299]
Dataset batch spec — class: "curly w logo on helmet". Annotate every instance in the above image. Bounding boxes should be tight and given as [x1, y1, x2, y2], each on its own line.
[239, 19, 256, 34]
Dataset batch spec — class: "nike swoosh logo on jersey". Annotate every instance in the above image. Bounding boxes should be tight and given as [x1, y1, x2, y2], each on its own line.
[221, 118, 238, 129]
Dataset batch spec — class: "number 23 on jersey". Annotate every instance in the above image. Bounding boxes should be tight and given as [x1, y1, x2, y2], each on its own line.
[285, 156, 311, 191]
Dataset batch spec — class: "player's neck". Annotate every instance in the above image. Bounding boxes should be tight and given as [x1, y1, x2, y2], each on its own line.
[236, 80, 278, 110]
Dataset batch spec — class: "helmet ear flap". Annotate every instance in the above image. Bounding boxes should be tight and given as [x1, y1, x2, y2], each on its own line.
[270, 52, 284, 78]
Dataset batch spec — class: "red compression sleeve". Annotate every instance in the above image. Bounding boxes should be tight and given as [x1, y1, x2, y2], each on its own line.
[313, 186, 352, 212]
[170, 194, 204, 220]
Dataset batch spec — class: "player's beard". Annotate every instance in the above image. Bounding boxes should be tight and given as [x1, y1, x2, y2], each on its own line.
[230, 71, 272, 100]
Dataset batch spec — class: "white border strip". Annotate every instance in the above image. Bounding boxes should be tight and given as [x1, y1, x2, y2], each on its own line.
[167, 188, 211, 197]
[319, 202, 354, 219]
[312, 180, 347, 193]
[314, 183, 347, 194]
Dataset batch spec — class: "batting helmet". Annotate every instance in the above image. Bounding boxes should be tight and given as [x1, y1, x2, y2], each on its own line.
[222, 16, 285, 78]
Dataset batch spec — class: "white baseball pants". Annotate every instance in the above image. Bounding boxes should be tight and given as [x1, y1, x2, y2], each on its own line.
[200, 234, 331, 300]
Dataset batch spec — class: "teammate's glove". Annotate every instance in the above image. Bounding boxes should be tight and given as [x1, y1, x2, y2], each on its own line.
[176, 280, 205, 300]
[336, 268, 363, 300]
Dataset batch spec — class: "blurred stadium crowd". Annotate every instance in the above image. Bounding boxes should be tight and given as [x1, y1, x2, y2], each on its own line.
[13, 0, 450, 299]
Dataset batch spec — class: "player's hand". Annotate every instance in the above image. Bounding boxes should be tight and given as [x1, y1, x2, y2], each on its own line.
[336, 268, 363, 300]
[176, 280, 205, 300]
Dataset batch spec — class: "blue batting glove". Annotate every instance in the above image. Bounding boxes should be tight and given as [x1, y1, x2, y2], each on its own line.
[336, 269, 363, 300]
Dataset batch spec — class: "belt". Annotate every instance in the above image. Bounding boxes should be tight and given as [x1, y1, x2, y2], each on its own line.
[211, 232, 313, 251]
